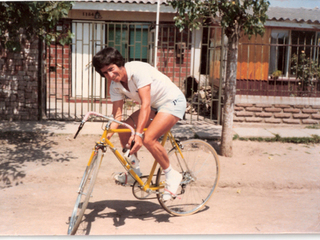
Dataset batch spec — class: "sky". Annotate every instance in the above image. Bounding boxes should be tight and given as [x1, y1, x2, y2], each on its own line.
[268, 0, 319, 9]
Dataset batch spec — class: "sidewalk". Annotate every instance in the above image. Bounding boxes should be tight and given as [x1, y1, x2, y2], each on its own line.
[1, 120, 320, 140]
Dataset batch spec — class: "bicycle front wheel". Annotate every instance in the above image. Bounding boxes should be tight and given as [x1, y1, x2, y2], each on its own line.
[156, 139, 220, 216]
[67, 149, 102, 235]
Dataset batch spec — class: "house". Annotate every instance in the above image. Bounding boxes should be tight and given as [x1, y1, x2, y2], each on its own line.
[1, 1, 320, 124]
[234, 7, 320, 125]
[237, 7, 320, 94]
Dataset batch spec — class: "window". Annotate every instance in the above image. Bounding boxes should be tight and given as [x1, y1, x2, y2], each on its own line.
[269, 29, 320, 79]
[106, 23, 150, 62]
[269, 29, 289, 77]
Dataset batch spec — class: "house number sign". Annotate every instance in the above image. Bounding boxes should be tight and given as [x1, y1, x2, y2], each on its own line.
[82, 12, 95, 17]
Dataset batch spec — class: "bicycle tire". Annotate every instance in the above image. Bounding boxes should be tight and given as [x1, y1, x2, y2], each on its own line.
[156, 139, 220, 216]
[67, 149, 102, 235]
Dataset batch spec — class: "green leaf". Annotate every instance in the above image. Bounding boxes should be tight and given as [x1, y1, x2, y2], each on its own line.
[0, 1, 74, 51]
[5, 41, 21, 52]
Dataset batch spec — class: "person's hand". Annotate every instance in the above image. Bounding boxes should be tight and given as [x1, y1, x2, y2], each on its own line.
[128, 134, 143, 155]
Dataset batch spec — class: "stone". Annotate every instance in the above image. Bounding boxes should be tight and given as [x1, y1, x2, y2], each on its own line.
[265, 118, 282, 124]
[274, 113, 291, 118]
[245, 117, 262, 123]
[302, 119, 319, 124]
[283, 119, 301, 124]
[246, 107, 262, 112]
[293, 114, 309, 119]
[255, 112, 273, 118]
[283, 108, 300, 113]
[265, 108, 282, 113]
[302, 109, 318, 114]
[311, 114, 320, 120]
[235, 111, 254, 117]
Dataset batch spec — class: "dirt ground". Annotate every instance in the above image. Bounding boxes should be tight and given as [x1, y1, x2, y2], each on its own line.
[0, 131, 320, 235]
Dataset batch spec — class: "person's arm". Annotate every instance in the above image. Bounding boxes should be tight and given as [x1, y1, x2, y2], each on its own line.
[129, 84, 151, 154]
[107, 99, 123, 140]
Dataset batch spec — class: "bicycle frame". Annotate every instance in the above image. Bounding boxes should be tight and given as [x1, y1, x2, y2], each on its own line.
[69, 111, 220, 235]
[75, 111, 184, 194]
[91, 124, 182, 194]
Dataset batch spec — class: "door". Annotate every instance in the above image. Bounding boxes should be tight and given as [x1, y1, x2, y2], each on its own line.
[72, 21, 106, 99]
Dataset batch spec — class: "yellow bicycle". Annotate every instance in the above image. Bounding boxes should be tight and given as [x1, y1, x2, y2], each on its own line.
[67, 111, 220, 235]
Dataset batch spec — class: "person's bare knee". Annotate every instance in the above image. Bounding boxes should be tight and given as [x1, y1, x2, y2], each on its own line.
[142, 133, 154, 150]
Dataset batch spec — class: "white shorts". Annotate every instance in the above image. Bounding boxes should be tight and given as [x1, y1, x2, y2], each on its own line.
[154, 93, 186, 120]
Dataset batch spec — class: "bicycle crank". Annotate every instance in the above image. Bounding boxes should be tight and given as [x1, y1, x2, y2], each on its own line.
[132, 175, 158, 200]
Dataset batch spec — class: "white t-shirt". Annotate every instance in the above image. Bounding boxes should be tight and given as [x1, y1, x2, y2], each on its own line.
[109, 61, 183, 109]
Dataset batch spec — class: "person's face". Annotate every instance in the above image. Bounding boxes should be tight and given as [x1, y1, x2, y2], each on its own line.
[100, 64, 126, 83]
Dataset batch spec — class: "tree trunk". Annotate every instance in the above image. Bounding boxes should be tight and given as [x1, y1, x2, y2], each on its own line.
[220, 33, 239, 157]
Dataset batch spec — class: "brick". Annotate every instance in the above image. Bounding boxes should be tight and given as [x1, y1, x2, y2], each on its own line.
[255, 112, 273, 118]
[294, 105, 305, 109]
[245, 117, 262, 123]
[302, 109, 318, 114]
[274, 113, 291, 118]
[302, 119, 319, 124]
[283, 119, 301, 124]
[312, 105, 320, 109]
[312, 114, 320, 120]
[274, 104, 291, 108]
[293, 114, 309, 119]
[255, 104, 272, 108]
[236, 103, 254, 107]
[235, 111, 254, 117]
[246, 107, 262, 112]
[283, 108, 300, 113]
[265, 118, 282, 124]
[233, 117, 245, 122]
[234, 107, 244, 111]
[265, 108, 282, 113]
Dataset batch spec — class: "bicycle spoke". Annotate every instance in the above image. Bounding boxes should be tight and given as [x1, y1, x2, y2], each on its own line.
[68, 150, 102, 235]
[156, 139, 220, 216]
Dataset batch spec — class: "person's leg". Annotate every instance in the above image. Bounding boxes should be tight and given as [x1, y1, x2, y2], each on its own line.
[117, 109, 156, 149]
[113, 109, 156, 185]
[142, 112, 182, 201]
[142, 112, 179, 169]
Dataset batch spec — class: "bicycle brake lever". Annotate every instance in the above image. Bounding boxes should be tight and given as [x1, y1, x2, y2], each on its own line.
[130, 140, 135, 150]
[123, 140, 135, 158]
[74, 122, 84, 139]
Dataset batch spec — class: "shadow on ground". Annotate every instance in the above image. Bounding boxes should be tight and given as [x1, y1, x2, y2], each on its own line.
[0, 131, 74, 189]
[69, 199, 210, 235]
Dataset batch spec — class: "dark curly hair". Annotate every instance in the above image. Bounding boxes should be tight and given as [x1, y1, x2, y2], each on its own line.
[92, 47, 125, 77]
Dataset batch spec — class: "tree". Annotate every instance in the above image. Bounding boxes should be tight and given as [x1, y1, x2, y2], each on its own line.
[291, 51, 320, 96]
[0, 1, 74, 52]
[169, 0, 270, 157]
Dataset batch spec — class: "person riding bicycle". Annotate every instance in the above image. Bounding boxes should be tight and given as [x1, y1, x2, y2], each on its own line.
[92, 47, 186, 201]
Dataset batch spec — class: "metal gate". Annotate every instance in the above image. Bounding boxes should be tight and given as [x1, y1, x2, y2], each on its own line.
[46, 21, 224, 124]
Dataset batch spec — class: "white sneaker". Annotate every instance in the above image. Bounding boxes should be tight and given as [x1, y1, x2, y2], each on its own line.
[163, 170, 182, 201]
[114, 154, 142, 186]
[113, 171, 141, 186]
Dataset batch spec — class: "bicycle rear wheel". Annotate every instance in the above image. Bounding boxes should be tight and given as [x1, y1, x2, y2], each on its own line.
[67, 149, 102, 235]
[156, 139, 220, 216]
